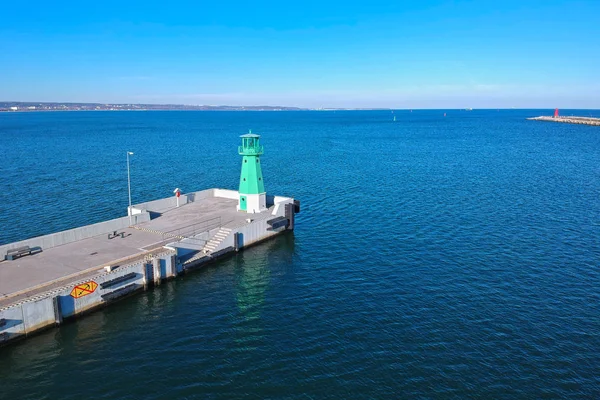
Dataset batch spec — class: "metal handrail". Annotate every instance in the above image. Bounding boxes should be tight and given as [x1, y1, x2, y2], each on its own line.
[161, 216, 222, 241]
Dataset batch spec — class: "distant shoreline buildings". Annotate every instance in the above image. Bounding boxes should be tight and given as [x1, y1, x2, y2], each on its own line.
[0, 102, 308, 112]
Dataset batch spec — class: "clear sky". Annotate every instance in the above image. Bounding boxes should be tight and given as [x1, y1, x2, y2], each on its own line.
[1, 0, 599, 108]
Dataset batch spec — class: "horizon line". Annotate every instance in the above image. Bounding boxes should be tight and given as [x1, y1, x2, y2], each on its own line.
[1, 101, 596, 111]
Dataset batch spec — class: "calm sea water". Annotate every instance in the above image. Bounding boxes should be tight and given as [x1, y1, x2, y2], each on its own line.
[0, 110, 599, 399]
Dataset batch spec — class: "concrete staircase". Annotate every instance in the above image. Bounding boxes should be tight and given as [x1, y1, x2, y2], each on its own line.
[203, 227, 232, 254]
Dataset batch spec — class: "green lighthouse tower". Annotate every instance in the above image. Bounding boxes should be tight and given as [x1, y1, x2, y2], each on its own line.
[238, 131, 266, 213]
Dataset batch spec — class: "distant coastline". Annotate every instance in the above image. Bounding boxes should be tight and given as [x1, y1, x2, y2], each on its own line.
[0, 101, 400, 112]
[2, 103, 599, 113]
[0, 102, 311, 112]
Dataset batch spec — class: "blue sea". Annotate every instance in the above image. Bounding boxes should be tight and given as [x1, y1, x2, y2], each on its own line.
[0, 110, 599, 399]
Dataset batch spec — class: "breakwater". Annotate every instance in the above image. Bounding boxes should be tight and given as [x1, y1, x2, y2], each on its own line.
[527, 115, 600, 126]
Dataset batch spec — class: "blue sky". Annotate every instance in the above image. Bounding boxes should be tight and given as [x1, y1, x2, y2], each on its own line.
[1, 0, 599, 108]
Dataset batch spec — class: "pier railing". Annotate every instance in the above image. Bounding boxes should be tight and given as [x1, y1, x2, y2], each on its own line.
[160, 216, 222, 243]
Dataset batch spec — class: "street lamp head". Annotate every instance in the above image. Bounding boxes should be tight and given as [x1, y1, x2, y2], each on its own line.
[127, 151, 134, 155]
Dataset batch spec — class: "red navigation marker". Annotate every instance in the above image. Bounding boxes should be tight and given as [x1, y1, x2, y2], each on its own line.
[174, 188, 182, 207]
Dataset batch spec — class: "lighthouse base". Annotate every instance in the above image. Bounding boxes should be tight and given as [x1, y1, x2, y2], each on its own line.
[238, 192, 266, 213]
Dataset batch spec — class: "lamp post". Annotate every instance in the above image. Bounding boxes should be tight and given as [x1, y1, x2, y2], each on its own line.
[127, 151, 134, 225]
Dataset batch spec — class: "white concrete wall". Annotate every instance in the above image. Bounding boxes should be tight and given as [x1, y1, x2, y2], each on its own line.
[129, 207, 144, 215]
[272, 195, 293, 203]
[244, 193, 267, 214]
[132, 189, 214, 213]
[237, 219, 282, 249]
[0, 213, 151, 255]
[22, 298, 55, 333]
[165, 255, 177, 278]
[213, 188, 239, 200]
[0, 295, 58, 343]
[0, 305, 26, 343]
[271, 196, 294, 216]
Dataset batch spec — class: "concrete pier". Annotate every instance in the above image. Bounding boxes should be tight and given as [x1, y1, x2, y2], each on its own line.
[0, 132, 299, 347]
[0, 188, 299, 346]
[527, 116, 600, 126]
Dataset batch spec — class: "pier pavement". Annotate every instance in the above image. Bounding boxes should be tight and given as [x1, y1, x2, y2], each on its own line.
[0, 194, 272, 308]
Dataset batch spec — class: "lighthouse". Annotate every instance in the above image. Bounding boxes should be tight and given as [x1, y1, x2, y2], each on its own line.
[238, 131, 266, 213]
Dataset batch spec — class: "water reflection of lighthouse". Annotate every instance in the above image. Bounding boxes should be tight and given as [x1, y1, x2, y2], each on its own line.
[235, 249, 270, 322]
[233, 234, 296, 347]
